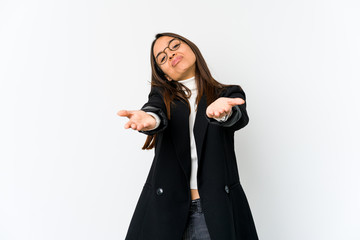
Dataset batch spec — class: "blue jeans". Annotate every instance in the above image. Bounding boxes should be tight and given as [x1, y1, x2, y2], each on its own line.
[182, 198, 212, 240]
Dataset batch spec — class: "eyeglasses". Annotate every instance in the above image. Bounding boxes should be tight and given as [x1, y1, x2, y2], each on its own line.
[155, 38, 181, 65]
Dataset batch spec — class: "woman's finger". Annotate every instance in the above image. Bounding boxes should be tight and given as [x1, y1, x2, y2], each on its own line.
[137, 123, 145, 131]
[124, 120, 133, 129]
[223, 107, 230, 114]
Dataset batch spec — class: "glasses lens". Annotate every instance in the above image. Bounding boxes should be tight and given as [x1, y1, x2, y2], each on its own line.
[157, 52, 167, 65]
[169, 39, 181, 50]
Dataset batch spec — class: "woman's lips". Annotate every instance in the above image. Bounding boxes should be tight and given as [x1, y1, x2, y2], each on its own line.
[171, 56, 182, 66]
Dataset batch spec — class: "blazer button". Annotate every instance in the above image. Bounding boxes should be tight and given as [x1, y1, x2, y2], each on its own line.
[225, 185, 230, 194]
[156, 187, 164, 196]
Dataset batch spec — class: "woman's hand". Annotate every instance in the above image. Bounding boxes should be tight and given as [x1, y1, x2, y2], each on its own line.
[206, 97, 245, 119]
[117, 110, 157, 131]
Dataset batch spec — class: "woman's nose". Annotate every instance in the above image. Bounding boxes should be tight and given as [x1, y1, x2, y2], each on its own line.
[168, 52, 176, 60]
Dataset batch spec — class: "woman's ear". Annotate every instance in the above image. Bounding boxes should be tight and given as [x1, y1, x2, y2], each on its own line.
[165, 75, 172, 81]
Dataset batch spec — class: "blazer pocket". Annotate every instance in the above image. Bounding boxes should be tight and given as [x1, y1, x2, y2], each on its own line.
[229, 181, 241, 191]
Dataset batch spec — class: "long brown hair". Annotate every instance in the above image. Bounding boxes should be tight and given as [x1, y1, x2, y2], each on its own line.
[142, 32, 239, 150]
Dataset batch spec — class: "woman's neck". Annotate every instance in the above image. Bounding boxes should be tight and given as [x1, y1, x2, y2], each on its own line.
[178, 75, 196, 91]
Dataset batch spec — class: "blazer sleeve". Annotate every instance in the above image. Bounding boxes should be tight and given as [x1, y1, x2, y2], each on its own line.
[138, 87, 168, 135]
[205, 85, 249, 132]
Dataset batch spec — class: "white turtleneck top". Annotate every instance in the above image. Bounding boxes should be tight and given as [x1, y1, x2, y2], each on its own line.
[145, 76, 232, 189]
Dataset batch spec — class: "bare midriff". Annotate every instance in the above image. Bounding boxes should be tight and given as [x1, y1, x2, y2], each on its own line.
[191, 189, 200, 200]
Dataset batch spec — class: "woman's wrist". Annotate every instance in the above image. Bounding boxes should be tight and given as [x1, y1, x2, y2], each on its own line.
[145, 112, 161, 130]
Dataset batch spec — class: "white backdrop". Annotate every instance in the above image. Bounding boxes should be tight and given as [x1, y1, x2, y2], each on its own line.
[1, 0, 359, 239]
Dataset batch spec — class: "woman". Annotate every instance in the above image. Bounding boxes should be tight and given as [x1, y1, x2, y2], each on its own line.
[118, 32, 259, 240]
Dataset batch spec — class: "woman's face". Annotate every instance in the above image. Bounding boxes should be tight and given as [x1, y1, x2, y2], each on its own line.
[153, 36, 196, 81]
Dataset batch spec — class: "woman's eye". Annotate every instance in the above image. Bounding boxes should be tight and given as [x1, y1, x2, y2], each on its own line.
[161, 56, 166, 62]
[173, 44, 180, 48]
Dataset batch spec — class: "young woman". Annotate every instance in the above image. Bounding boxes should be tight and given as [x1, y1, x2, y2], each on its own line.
[118, 32, 259, 240]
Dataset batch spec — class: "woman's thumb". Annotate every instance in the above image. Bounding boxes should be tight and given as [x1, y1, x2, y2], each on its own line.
[228, 98, 245, 106]
[117, 110, 133, 117]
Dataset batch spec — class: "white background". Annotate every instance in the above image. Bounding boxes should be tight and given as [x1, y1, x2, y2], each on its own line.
[1, 0, 359, 239]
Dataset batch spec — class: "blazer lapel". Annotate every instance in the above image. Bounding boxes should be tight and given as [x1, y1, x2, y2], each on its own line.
[193, 93, 209, 167]
[170, 99, 192, 181]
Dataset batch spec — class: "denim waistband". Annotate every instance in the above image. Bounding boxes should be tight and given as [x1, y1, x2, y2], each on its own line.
[190, 198, 202, 213]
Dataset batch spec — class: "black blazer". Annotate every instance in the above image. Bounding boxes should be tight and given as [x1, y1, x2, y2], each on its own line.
[125, 85, 259, 240]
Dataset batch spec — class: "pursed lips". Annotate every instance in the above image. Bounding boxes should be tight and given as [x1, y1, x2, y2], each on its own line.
[171, 56, 182, 67]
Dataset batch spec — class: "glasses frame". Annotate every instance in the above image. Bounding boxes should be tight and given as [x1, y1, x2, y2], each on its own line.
[155, 38, 181, 66]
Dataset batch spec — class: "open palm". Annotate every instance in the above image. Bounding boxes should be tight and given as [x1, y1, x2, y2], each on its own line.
[117, 110, 157, 131]
[206, 97, 245, 119]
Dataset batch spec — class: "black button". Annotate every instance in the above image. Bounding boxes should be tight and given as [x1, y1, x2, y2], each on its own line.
[225, 185, 229, 194]
[156, 187, 164, 195]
